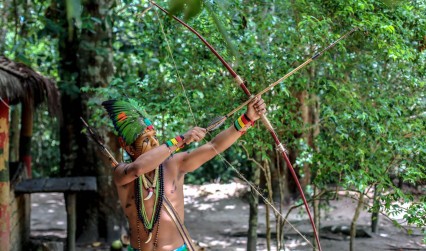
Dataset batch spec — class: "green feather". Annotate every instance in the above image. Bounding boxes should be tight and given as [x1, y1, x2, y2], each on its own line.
[102, 99, 153, 145]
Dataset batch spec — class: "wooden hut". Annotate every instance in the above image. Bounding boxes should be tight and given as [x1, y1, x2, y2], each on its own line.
[0, 55, 60, 251]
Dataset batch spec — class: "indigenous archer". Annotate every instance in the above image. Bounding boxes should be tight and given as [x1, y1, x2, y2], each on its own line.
[102, 96, 266, 251]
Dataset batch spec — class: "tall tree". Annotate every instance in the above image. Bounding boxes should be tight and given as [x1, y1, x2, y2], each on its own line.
[78, 0, 123, 242]
[53, 0, 123, 242]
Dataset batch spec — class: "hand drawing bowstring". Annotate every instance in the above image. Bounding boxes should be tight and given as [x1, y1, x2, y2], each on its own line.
[142, 2, 356, 250]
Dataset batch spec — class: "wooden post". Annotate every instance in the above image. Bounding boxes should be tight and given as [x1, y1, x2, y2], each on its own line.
[0, 99, 10, 251]
[20, 99, 33, 178]
[66, 192, 76, 251]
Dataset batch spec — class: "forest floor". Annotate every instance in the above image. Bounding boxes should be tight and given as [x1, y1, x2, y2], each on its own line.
[30, 182, 425, 251]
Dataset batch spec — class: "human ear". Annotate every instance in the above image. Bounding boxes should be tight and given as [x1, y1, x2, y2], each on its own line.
[118, 137, 126, 148]
[118, 137, 134, 155]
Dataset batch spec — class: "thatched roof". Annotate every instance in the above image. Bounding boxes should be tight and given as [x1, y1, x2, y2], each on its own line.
[0, 55, 61, 117]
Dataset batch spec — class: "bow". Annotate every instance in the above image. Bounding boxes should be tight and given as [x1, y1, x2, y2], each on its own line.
[149, 1, 322, 249]
[149, 2, 355, 250]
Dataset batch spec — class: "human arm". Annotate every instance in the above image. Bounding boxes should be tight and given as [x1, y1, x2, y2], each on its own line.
[177, 96, 266, 173]
[113, 126, 209, 186]
[113, 143, 180, 186]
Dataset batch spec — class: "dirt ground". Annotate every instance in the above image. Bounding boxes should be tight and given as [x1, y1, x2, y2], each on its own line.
[30, 182, 425, 251]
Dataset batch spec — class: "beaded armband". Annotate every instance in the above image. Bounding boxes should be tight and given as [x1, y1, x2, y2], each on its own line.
[234, 114, 254, 134]
[165, 135, 186, 152]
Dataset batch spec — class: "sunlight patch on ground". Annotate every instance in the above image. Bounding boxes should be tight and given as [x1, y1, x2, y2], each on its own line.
[31, 193, 67, 238]
[286, 239, 309, 248]
[184, 182, 249, 212]
[225, 205, 236, 209]
[184, 182, 249, 200]
[206, 239, 230, 247]
[209, 240, 228, 245]
[194, 203, 215, 211]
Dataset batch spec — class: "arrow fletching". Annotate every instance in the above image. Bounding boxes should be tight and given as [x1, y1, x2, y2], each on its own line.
[206, 115, 227, 132]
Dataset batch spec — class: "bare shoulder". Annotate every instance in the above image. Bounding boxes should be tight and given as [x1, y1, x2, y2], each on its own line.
[112, 162, 138, 187]
[163, 151, 189, 174]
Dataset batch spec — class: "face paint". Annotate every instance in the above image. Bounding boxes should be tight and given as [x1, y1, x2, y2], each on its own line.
[132, 130, 159, 157]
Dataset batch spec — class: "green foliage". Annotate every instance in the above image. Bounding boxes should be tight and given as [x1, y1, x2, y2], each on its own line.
[2, 0, 425, 241]
[168, 0, 203, 21]
[65, 0, 82, 38]
[31, 107, 61, 177]
[1, 0, 61, 176]
[106, 3, 425, 234]
[304, 0, 426, 235]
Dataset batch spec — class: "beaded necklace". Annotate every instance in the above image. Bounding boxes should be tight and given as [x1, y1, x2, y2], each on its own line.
[140, 167, 159, 200]
[135, 165, 164, 246]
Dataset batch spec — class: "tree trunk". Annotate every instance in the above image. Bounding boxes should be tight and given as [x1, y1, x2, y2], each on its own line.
[55, 0, 97, 241]
[59, 77, 100, 242]
[78, 0, 122, 242]
[247, 152, 260, 251]
[371, 184, 380, 233]
[56, 0, 122, 242]
[313, 185, 321, 251]
[310, 93, 321, 251]
[265, 191, 271, 251]
[58, 0, 125, 242]
[294, 90, 320, 188]
[276, 152, 286, 250]
[296, 90, 312, 189]
[264, 160, 272, 251]
[350, 192, 364, 251]
[269, 151, 284, 250]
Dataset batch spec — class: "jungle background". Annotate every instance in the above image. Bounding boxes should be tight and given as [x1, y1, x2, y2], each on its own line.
[0, 0, 425, 250]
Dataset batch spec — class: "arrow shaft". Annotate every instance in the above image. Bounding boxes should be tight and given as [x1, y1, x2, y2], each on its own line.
[80, 117, 119, 167]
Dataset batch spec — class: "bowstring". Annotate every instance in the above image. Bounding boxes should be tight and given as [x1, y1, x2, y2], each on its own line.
[153, 6, 197, 126]
[149, 3, 316, 250]
[216, 152, 316, 249]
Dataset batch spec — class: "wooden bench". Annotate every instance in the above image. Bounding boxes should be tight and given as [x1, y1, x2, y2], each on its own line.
[14, 177, 97, 251]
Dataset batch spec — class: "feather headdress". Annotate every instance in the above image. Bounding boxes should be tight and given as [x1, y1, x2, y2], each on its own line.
[102, 99, 154, 145]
